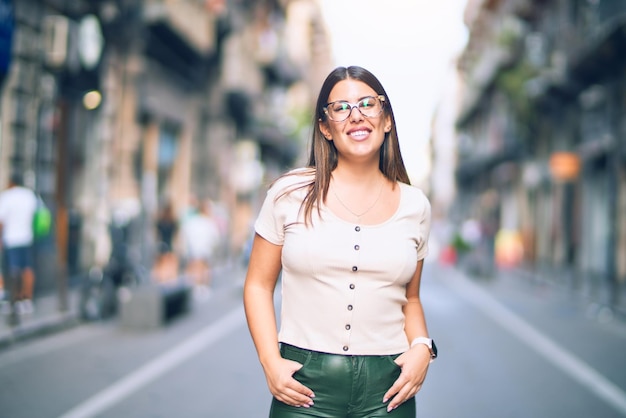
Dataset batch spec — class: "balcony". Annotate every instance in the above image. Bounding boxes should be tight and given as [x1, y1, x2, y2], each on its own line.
[143, 0, 216, 55]
[457, 14, 526, 126]
[566, 0, 626, 81]
[142, 0, 220, 86]
[574, 0, 626, 36]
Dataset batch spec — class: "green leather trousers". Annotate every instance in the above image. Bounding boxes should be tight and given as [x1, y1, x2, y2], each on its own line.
[269, 344, 416, 418]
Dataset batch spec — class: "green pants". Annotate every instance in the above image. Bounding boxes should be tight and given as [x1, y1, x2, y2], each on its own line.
[270, 344, 416, 418]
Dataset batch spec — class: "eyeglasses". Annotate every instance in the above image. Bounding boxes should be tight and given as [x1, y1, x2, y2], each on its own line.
[323, 95, 386, 122]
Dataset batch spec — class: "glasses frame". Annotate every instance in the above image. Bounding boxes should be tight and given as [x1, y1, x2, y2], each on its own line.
[323, 95, 386, 122]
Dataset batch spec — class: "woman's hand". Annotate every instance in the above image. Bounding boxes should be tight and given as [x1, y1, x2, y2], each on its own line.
[263, 357, 315, 408]
[383, 344, 431, 412]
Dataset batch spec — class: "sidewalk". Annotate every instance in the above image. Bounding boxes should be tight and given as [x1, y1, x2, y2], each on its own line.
[453, 247, 626, 323]
[0, 290, 81, 350]
[509, 265, 626, 323]
[0, 258, 247, 351]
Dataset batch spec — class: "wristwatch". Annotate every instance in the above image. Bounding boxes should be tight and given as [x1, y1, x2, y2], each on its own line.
[410, 337, 438, 362]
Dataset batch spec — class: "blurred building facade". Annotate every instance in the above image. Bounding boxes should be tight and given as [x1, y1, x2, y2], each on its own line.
[0, 0, 332, 301]
[451, 0, 626, 315]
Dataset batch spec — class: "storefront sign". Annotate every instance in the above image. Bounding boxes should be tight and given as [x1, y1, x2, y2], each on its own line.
[549, 152, 580, 181]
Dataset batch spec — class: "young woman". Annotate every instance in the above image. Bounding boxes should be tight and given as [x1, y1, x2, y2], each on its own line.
[244, 66, 435, 417]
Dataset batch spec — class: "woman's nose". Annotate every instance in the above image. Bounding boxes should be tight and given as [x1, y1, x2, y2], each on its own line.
[348, 105, 364, 122]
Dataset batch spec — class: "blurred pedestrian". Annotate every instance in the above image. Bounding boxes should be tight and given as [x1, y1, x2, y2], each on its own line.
[180, 199, 220, 299]
[243, 66, 436, 417]
[0, 173, 38, 323]
[152, 201, 179, 284]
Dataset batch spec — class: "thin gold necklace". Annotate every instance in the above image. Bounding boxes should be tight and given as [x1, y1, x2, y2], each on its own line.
[332, 179, 384, 221]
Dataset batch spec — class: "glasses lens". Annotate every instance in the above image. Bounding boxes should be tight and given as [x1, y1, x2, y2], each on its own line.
[325, 96, 384, 121]
[327, 101, 351, 121]
[357, 96, 383, 118]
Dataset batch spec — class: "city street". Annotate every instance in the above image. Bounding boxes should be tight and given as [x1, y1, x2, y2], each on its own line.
[1, 262, 625, 418]
[1, 2, 625, 417]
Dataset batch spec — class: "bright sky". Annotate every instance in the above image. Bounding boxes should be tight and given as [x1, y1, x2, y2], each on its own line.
[319, 0, 468, 185]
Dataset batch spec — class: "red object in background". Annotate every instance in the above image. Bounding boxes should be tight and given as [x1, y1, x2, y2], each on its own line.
[439, 246, 457, 266]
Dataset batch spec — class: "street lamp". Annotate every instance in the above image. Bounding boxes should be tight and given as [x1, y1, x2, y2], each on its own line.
[83, 89, 102, 110]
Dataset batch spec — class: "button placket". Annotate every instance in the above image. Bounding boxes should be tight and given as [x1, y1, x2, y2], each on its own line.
[342, 224, 362, 353]
[351, 224, 361, 273]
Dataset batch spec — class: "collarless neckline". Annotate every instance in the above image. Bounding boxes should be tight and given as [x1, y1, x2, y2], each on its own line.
[322, 182, 405, 227]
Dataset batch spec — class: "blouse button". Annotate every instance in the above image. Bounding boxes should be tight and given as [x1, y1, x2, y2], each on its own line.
[343, 346, 349, 352]
[347, 304, 353, 311]
[354, 244, 360, 251]
[349, 283, 355, 290]
[355, 226, 361, 232]
[345, 324, 351, 330]
[352, 266, 358, 272]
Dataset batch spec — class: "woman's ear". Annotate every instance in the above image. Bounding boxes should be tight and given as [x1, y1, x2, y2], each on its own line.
[318, 120, 332, 140]
[384, 115, 392, 132]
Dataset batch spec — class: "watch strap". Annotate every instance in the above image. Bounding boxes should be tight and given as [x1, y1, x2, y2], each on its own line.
[410, 337, 437, 363]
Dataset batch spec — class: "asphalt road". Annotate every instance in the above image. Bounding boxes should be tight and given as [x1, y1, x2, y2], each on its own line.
[0, 262, 625, 418]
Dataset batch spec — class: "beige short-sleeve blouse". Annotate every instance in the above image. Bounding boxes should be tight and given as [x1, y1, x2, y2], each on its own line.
[255, 170, 431, 355]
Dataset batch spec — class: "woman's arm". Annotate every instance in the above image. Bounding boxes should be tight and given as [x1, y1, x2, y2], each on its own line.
[243, 233, 315, 408]
[383, 259, 432, 412]
[243, 233, 282, 363]
[403, 259, 430, 342]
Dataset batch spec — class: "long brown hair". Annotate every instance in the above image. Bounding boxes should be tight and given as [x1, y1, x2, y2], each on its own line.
[279, 66, 410, 225]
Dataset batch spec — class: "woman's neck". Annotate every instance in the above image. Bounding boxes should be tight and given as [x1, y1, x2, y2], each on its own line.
[332, 161, 382, 186]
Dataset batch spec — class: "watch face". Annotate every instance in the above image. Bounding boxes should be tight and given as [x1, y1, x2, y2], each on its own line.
[431, 340, 438, 358]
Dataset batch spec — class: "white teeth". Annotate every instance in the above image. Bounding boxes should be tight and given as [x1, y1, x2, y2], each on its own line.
[349, 130, 368, 138]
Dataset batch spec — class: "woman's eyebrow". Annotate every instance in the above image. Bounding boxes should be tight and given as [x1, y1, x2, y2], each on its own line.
[328, 95, 376, 103]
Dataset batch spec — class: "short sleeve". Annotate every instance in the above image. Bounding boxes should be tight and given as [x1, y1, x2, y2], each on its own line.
[254, 184, 285, 245]
[254, 170, 312, 246]
[415, 190, 432, 261]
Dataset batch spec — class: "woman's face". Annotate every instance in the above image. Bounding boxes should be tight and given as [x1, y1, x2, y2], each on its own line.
[319, 79, 391, 164]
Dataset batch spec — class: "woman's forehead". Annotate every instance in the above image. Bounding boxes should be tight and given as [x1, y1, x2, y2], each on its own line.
[327, 79, 376, 102]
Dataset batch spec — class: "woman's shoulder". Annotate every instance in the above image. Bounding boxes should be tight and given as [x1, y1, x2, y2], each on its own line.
[399, 182, 431, 213]
[266, 167, 315, 196]
[399, 181, 428, 199]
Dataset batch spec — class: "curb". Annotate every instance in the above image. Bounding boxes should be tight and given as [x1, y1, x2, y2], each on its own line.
[0, 260, 245, 352]
[0, 310, 80, 351]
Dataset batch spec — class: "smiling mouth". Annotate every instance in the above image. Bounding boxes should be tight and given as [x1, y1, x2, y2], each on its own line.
[349, 129, 370, 139]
